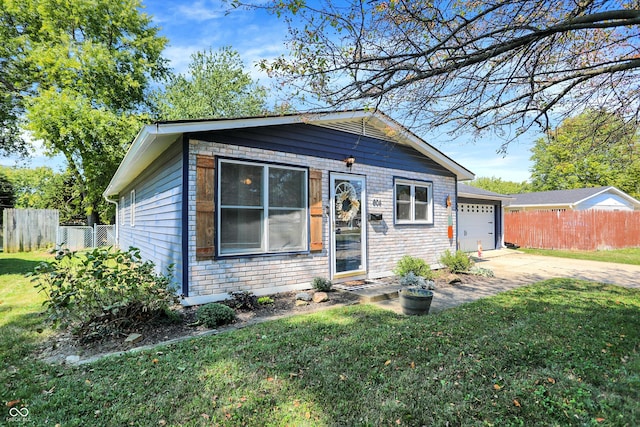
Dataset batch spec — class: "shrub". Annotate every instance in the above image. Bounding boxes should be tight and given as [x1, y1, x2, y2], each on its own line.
[226, 290, 258, 310]
[470, 266, 495, 277]
[393, 255, 434, 279]
[399, 272, 435, 290]
[439, 250, 473, 273]
[31, 247, 178, 342]
[257, 296, 274, 305]
[196, 303, 236, 328]
[312, 277, 333, 291]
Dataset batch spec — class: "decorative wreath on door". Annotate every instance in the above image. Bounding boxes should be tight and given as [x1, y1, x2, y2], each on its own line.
[335, 182, 360, 222]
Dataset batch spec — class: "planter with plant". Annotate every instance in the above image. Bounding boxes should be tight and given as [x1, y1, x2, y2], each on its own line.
[398, 287, 434, 315]
[394, 256, 435, 315]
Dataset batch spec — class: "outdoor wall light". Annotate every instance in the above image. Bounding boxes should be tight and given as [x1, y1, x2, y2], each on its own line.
[344, 155, 356, 169]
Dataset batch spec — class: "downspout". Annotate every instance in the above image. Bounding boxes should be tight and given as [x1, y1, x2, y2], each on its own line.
[454, 179, 459, 251]
[181, 135, 189, 298]
[103, 195, 119, 247]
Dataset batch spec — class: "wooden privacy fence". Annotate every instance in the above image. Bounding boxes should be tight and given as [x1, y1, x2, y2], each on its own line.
[2, 209, 59, 253]
[505, 210, 640, 250]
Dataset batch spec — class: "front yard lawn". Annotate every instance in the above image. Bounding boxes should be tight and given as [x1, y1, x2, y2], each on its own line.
[2, 251, 639, 426]
[520, 247, 640, 266]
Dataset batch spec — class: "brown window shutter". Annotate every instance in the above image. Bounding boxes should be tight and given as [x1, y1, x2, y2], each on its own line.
[196, 155, 215, 259]
[309, 169, 323, 251]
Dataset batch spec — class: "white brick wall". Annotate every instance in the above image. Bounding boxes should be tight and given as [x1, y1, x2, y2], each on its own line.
[185, 138, 457, 304]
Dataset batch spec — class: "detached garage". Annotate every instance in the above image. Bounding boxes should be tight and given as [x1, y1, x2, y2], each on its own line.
[457, 183, 512, 253]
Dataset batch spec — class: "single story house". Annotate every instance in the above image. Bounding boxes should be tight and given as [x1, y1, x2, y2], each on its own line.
[505, 186, 640, 212]
[456, 183, 513, 252]
[104, 110, 480, 305]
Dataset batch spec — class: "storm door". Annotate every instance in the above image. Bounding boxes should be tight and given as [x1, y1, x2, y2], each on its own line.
[330, 173, 366, 278]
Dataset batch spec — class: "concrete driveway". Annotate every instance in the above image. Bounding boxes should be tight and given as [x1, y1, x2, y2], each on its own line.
[477, 249, 640, 288]
[372, 249, 640, 314]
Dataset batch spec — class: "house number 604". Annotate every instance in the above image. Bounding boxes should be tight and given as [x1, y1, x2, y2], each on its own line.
[372, 199, 382, 207]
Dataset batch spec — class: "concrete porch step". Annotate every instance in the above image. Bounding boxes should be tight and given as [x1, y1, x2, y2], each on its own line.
[341, 283, 404, 303]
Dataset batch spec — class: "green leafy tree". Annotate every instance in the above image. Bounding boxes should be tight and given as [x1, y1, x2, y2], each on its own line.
[1, 166, 85, 224]
[1, 0, 168, 224]
[0, 2, 30, 157]
[0, 170, 16, 210]
[0, 166, 56, 209]
[468, 177, 531, 195]
[530, 110, 640, 199]
[233, 0, 640, 146]
[153, 47, 268, 120]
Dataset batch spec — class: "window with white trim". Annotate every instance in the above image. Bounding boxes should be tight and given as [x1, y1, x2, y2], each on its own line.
[217, 159, 308, 256]
[394, 179, 433, 224]
[130, 190, 135, 227]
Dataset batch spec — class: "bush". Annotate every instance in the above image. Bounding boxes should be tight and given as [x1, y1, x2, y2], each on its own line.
[226, 290, 258, 310]
[196, 303, 236, 328]
[399, 272, 435, 290]
[470, 266, 495, 277]
[440, 249, 473, 273]
[257, 296, 274, 305]
[393, 255, 434, 280]
[312, 277, 333, 291]
[31, 247, 178, 342]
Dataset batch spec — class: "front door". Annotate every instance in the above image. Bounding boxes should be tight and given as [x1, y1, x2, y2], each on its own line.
[330, 173, 366, 279]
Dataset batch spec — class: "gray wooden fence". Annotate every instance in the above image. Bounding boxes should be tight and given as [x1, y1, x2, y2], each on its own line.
[2, 209, 59, 253]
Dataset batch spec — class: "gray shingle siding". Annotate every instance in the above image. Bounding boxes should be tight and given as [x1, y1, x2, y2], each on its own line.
[118, 141, 183, 290]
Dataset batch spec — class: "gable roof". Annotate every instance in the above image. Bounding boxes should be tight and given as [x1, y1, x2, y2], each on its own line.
[457, 183, 514, 201]
[104, 110, 475, 197]
[507, 186, 640, 209]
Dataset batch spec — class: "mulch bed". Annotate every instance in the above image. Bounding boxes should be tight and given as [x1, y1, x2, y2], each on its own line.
[37, 289, 362, 364]
[37, 272, 497, 364]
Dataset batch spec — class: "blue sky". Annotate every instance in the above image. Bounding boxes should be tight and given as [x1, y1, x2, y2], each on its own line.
[3, 0, 538, 182]
[143, 0, 538, 182]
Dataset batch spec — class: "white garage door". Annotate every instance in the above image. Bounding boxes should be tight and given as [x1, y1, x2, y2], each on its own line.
[458, 203, 495, 252]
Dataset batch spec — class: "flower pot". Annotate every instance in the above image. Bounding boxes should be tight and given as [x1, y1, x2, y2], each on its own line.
[398, 288, 433, 315]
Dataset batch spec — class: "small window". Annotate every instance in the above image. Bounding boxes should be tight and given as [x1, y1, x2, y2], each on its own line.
[130, 190, 135, 227]
[394, 178, 433, 224]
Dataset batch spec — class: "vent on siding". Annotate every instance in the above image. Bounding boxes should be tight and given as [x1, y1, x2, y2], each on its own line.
[315, 119, 397, 143]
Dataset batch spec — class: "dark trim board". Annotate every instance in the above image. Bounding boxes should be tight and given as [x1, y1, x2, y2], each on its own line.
[181, 136, 189, 297]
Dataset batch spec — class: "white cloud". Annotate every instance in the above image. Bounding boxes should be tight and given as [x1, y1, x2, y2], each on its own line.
[175, 0, 225, 22]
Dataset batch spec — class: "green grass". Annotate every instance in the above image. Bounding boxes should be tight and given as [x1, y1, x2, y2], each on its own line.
[520, 247, 640, 266]
[2, 252, 639, 426]
[0, 251, 51, 365]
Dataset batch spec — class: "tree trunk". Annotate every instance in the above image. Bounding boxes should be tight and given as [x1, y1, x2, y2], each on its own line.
[87, 206, 99, 226]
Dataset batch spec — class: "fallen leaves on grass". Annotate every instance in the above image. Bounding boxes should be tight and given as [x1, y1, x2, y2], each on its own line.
[6, 399, 21, 408]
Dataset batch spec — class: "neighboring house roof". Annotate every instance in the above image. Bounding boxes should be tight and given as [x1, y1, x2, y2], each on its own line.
[507, 186, 640, 210]
[104, 110, 475, 197]
[457, 183, 514, 201]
